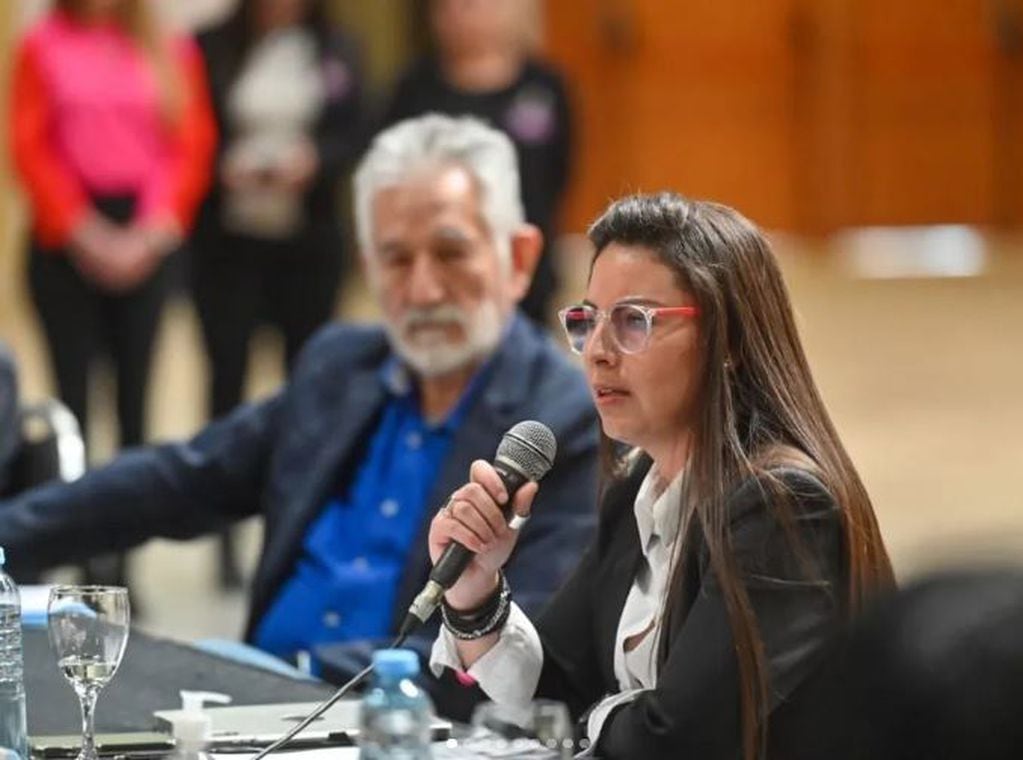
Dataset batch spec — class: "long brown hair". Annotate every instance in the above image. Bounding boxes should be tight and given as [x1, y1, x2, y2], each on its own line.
[57, 0, 184, 122]
[587, 193, 894, 760]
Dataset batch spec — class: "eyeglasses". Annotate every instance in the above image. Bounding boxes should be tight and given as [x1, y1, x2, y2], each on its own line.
[557, 302, 699, 355]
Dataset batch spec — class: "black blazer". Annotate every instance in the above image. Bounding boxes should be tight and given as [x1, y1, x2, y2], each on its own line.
[533, 455, 847, 759]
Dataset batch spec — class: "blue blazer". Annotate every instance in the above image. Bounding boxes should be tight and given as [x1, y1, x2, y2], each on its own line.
[0, 314, 599, 648]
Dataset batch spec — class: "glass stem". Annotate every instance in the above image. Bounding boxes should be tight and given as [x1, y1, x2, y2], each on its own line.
[79, 688, 99, 759]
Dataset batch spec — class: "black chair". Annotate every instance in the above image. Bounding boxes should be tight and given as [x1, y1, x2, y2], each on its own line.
[1, 398, 86, 583]
[5, 398, 87, 495]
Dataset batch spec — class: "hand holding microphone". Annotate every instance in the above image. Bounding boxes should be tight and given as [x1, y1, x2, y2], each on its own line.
[400, 421, 556, 636]
[428, 460, 539, 610]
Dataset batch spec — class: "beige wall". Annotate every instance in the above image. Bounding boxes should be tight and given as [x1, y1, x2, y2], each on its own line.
[331, 0, 414, 95]
[1, 0, 21, 330]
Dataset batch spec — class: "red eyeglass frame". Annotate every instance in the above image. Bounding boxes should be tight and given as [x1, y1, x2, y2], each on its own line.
[558, 303, 700, 354]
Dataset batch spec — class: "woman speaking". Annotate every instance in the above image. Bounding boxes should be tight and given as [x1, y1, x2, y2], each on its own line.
[427, 193, 893, 759]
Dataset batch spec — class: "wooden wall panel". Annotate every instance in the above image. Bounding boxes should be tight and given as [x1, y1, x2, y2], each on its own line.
[545, 0, 1008, 232]
[845, 0, 997, 225]
[546, 0, 800, 232]
[625, 5, 798, 227]
[987, 0, 1023, 225]
[544, 1, 635, 232]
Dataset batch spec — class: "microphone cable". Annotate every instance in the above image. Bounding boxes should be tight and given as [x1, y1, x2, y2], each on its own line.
[249, 629, 409, 760]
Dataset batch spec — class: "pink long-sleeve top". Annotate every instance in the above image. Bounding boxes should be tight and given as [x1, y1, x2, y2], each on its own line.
[10, 10, 215, 248]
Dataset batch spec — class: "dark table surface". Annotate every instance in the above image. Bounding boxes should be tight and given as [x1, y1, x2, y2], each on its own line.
[24, 626, 335, 735]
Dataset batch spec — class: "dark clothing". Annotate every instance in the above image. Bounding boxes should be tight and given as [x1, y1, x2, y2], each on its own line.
[192, 24, 365, 416]
[0, 344, 18, 496]
[28, 250, 173, 454]
[27, 196, 172, 592]
[534, 456, 847, 759]
[0, 314, 600, 717]
[28, 197, 172, 451]
[192, 226, 343, 414]
[776, 569, 1023, 760]
[382, 57, 573, 324]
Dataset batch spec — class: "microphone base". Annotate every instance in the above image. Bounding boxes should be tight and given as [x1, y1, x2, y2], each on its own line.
[399, 579, 445, 638]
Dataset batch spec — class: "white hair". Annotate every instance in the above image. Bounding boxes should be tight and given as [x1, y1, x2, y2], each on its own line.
[353, 113, 525, 263]
[382, 302, 505, 378]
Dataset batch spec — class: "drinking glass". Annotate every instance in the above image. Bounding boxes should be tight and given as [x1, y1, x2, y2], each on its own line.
[464, 699, 574, 758]
[47, 586, 130, 760]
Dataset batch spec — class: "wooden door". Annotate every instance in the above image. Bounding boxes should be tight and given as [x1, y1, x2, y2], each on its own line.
[991, 0, 1023, 225]
[545, 0, 1009, 232]
[545, 0, 803, 232]
[841, 0, 998, 226]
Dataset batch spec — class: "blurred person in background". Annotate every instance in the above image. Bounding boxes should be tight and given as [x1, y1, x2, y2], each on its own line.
[382, 0, 572, 326]
[778, 568, 1023, 760]
[193, 0, 365, 590]
[9, 0, 216, 588]
[0, 115, 598, 719]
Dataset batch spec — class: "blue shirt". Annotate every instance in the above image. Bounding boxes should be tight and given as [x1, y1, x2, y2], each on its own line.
[253, 356, 490, 662]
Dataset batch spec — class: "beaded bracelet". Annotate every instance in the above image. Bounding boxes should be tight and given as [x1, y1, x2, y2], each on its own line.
[441, 570, 512, 640]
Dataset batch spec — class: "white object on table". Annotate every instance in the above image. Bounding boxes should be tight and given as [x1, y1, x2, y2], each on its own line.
[19, 584, 54, 627]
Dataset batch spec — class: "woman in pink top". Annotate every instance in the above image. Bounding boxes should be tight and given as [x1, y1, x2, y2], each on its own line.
[10, 0, 215, 585]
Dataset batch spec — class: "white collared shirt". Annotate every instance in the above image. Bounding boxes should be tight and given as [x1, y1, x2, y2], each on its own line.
[430, 465, 685, 748]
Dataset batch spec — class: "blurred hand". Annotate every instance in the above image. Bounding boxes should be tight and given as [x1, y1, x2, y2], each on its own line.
[221, 157, 264, 190]
[136, 215, 182, 257]
[67, 212, 124, 288]
[68, 215, 163, 292]
[427, 459, 538, 611]
[269, 138, 318, 191]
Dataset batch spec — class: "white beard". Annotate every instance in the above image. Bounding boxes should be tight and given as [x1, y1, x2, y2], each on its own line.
[384, 301, 505, 378]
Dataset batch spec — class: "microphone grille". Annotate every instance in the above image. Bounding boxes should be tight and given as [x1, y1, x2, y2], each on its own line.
[496, 421, 557, 481]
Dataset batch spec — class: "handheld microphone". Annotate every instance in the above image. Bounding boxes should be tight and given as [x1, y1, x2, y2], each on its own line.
[399, 420, 557, 637]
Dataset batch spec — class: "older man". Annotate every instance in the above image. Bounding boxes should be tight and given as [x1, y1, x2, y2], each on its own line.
[0, 115, 599, 716]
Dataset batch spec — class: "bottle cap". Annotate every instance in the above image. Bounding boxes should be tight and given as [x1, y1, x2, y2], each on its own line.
[372, 648, 420, 678]
[172, 691, 232, 745]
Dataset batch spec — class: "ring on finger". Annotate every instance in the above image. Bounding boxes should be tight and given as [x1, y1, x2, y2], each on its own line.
[508, 512, 531, 531]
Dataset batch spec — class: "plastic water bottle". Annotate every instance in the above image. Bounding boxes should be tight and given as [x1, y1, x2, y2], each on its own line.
[359, 649, 433, 759]
[0, 548, 27, 760]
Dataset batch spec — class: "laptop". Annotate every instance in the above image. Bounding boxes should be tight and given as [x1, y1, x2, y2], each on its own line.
[153, 700, 452, 749]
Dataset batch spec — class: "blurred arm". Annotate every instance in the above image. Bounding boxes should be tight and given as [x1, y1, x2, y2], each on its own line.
[138, 38, 218, 234]
[0, 395, 283, 578]
[9, 39, 91, 248]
